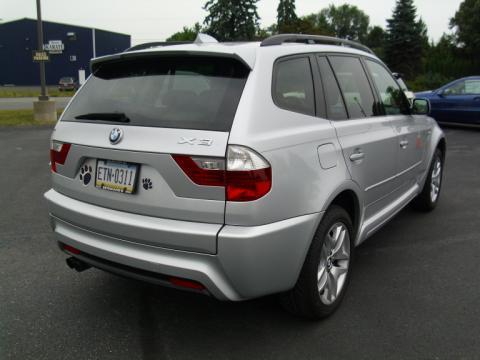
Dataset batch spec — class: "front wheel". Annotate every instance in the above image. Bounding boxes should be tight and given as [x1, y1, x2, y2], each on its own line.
[413, 148, 444, 211]
[281, 205, 354, 319]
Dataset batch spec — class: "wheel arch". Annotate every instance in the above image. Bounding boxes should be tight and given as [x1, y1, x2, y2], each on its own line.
[437, 137, 446, 160]
[290, 182, 363, 291]
[419, 124, 446, 189]
[321, 181, 363, 245]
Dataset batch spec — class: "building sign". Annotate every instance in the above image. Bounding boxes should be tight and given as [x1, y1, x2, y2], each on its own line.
[32, 50, 50, 62]
[43, 40, 64, 54]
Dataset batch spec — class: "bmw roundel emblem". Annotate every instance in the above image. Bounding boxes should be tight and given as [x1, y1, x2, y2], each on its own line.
[109, 128, 123, 144]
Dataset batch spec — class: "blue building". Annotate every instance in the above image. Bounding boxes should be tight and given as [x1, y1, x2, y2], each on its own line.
[0, 18, 131, 86]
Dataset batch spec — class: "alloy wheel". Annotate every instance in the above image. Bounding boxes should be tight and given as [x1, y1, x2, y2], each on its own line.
[430, 157, 442, 203]
[317, 222, 351, 305]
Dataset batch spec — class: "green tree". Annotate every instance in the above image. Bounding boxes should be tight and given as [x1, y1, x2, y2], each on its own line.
[300, 13, 334, 35]
[256, 23, 278, 39]
[450, 0, 480, 58]
[317, 4, 370, 42]
[385, 0, 427, 79]
[203, 0, 260, 41]
[365, 26, 386, 59]
[277, 0, 298, 33]
[166, 23, 202, 42]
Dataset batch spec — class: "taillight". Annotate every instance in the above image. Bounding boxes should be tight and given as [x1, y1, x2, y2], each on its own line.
[171, 155, 225, 186]
[50, 141, 71, 172]
[225, 145, 271, 201]
[172, 145, 272, 202]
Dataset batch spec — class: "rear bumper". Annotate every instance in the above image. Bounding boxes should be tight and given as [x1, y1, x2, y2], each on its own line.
[45, 189, 321, 300]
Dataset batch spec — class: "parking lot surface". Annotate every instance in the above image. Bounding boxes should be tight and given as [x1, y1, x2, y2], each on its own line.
[1, 126, 479, 360]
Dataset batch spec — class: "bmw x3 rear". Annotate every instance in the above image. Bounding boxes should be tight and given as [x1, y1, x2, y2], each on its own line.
[45, 34, 445, 319]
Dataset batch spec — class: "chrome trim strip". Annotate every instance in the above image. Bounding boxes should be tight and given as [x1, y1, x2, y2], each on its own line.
[357, 183, 420, 245]
[365, 160, 422, 192]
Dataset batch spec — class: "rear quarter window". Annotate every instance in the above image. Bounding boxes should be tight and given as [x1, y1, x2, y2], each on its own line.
[272, 56, 315, 116]
[61, 56, 250, 132]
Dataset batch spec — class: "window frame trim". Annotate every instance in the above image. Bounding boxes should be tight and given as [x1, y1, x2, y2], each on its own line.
[321, 53, 382, 121]
[315, 54, 349, 121]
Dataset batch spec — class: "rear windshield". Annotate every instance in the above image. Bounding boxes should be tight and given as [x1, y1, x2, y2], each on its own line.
[62, 56, 250, 131]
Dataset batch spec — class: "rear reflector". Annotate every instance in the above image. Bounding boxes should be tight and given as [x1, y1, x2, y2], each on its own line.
[168, 277, 205, 290]
[50, 141, 71, 172]
[63, 244, 81, 255]
[172, 145, 272, 202]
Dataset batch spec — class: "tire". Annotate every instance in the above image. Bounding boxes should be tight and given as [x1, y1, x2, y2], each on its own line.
[412, 148, 444, 212]
[281, 205, 354, 319]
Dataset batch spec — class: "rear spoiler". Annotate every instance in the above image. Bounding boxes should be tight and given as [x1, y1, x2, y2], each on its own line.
[90, 33, 255, 73]
[125, 41, 193, 52]
[90, 50, 253, 74]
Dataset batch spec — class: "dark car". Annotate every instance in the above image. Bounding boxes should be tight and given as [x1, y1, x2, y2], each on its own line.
[416, 76, 480, 125]
[58, 77, 78, 91]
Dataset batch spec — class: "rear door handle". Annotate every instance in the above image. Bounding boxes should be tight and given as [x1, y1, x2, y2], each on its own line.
[400, 140, 409, 149]
[349, 151, 365, 162]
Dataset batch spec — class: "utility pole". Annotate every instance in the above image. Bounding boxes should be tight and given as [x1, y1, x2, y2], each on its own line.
[36, 0, 48, 100]
[33, 0, 56, 121]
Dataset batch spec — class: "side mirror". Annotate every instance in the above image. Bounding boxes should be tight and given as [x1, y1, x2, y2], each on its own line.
[412, 98, 430, 115]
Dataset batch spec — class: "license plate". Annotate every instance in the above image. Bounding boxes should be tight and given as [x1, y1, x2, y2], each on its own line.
[95, 160, 138, 194]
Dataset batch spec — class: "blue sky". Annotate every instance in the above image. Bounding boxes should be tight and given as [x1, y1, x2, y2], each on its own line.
[1, 0, 463, 45]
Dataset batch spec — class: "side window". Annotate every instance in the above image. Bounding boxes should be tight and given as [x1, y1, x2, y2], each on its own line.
[317, 56, 348, 120]
[444, 81, 464, 95]
[465, 80, 480, 94]
[365, 60, 410, 116]
[445, 79, 480, 95]
[329, 56, 376, 119]
[273, 57, 315, 116]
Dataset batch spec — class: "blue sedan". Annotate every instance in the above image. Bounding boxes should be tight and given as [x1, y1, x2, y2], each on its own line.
[416, 76, 480, 125]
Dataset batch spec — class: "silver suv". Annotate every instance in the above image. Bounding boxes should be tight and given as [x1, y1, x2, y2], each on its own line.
[45, 34, 445, 319]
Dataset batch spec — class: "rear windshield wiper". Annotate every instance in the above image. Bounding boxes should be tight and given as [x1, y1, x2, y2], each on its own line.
[74, 112, 130, 123]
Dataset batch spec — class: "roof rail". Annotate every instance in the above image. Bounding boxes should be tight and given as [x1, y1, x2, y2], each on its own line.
[260, 34, 374, 54]
[125, 41, 192, 52]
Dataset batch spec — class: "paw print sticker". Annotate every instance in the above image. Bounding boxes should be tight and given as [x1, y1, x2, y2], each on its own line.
[142, 178, 153, 190]
[80, 165, 92, 186]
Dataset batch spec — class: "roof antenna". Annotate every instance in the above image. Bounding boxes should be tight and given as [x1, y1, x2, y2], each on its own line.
[194, 33, 218, 44]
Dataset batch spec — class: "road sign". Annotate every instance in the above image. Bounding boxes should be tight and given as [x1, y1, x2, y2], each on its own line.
[32, 50, 49, 62]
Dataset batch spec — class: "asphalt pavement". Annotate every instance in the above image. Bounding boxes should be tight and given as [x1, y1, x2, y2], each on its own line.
[1, 126, 479, 360]
[0, 97, 71, 110]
